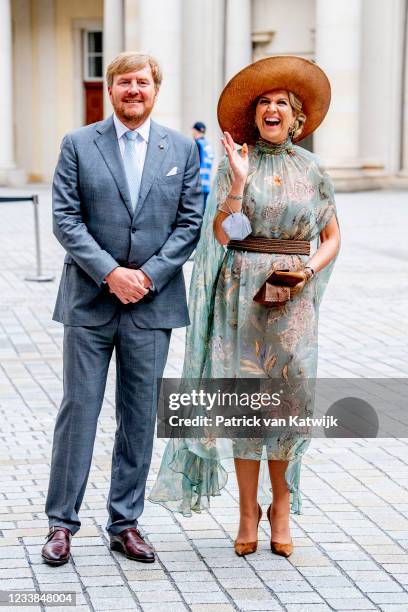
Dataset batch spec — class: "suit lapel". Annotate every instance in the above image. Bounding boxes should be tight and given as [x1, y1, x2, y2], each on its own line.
[94, 116, 134, 218]
[134, 121, 168, 218]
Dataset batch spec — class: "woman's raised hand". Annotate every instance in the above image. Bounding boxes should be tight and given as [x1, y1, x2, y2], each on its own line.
[221, 131, 249, 184]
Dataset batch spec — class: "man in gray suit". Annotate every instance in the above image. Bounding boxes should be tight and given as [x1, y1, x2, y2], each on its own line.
[42, 52, 203, 565]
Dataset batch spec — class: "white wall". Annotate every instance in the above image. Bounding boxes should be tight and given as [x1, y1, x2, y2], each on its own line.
[252, 0, 315, 58]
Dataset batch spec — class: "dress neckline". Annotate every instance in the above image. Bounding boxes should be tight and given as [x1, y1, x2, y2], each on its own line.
[255, 136, 294, 155]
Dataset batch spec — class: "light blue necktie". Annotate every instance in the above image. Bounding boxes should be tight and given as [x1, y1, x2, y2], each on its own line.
[123, 130, 142, 211]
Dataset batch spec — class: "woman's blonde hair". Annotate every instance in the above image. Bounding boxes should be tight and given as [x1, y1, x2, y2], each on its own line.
[288, 91, 306, 140]
[106, 52, 163, 89]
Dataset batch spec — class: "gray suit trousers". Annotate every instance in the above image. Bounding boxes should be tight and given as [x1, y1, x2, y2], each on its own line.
[45, 308, 171, 535]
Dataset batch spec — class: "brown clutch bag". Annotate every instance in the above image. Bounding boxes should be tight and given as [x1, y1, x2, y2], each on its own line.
[253, 270, 306, 307]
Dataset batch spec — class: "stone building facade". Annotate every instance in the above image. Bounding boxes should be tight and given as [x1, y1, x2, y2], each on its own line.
[2, 0, 408, 190]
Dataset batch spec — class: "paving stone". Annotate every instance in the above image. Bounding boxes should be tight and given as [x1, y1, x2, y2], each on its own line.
[32, 564, 77, 576]
[248, 559, 292, 571]
[317, 586, 368, 598]
[391, 573, 408, 586]
[290, 554, 332, 567]
[90, 597, 136, 610]
[34, 573, 82, 584]
[0, 577, 35, 589]
[228, 602, 283, 611]
[344, 570, 397, 581]
[324, 601, 376, 610]
[337, 560, 380, 571]
[124, 569, 167, 581]
[136, 590, 182, 603]
[0, 546, 26, 559]
[368, 592, 408, 604]
[286, 604, 333, 612]
[381, 563, 408, 574]
[184, 530, 225, 539]
[275, 592, 325, 604]
[189, 606, 234, 612]
[194, 558, 243, 569]
[285, 606, 332, 612]
[176, 581, 221, 593]
[85, 586, 132, 599]
[76, 565, 122, 577]
[0, 567, 32, 578]
[354, 581, 403, 592]
[70, 545, 111, 557]
[306, 576, 355, 588]
[182, 591, 230, 604]
[228, 568, 274, 587]
[127, 579, 178, 593]
[154, 541, 194, 552]
[80, 574, 125, 587]
[72, 556, 117, 567]
[373, 555, 408, 564]
[1, 187, 408, 610]
[257, 570, 302, 581]
[296, 566, 343, 577]
[169, 570, 215, 582]
[141, 605, 188, 612]
[157, 551, 200, 562]
[213, 567, 258, 579]
[44, 607, 91, 612]
[35, 582, 83, 593]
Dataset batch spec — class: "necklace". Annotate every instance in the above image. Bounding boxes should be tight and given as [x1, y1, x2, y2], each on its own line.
[255, 136, 294, 155]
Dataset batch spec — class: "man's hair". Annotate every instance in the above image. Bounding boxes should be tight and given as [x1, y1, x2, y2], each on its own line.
[106, 52, 163, 89]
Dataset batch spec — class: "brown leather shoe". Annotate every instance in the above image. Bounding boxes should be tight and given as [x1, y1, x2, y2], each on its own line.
[109, 528, 155, 563]
[267, 504, 293, 558]
[41, 527, 72, 566]
[234, 504, 262, 557]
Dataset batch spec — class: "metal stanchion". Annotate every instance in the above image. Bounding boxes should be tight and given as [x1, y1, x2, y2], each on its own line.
[0, 195, 54, 282]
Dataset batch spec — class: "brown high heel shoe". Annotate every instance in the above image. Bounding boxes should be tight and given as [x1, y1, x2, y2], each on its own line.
[267, 504, 293, 558]
[234, 503, 262, 557]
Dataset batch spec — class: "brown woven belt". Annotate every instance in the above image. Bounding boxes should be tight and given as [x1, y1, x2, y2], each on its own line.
[227, 236, 310, 255]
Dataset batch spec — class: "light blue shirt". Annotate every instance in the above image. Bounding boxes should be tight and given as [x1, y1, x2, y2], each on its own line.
[113, 113, 151, 166]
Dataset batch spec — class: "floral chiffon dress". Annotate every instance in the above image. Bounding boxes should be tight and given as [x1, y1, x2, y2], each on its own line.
[149, 137, 338, 516]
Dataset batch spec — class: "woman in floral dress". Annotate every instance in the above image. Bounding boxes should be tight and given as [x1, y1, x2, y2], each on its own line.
[149, 56, 340, 558]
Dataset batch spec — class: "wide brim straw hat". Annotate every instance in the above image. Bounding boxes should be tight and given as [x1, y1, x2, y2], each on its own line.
[217, 55, 331, 144]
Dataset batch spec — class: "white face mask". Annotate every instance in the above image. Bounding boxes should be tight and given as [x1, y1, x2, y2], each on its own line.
[221, 211, 252, 241]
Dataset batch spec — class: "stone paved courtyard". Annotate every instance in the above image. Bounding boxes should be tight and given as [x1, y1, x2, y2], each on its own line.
[0, 185, 408, 611]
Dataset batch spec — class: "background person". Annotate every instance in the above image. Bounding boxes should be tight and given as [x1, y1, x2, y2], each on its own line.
[192, 121, 214, 207]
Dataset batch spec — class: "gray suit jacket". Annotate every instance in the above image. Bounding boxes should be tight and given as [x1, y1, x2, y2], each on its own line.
[52, 116, 203, 328]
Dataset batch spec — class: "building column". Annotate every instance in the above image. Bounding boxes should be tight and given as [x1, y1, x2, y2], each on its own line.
[13, 0, 33, 182]
[314, 0, 364, 177]
[138, 0, 182, 130]
[225, 0, 252, 82]
[400, 0, 408, 176]
[182, 0, 224, 154]
[103, 0, 124, 117]
[0, 0, 20, 185]
[124, 0, 139, 50]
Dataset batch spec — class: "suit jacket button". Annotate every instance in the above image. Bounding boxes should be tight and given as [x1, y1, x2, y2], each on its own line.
[131, 228, 136, 233]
